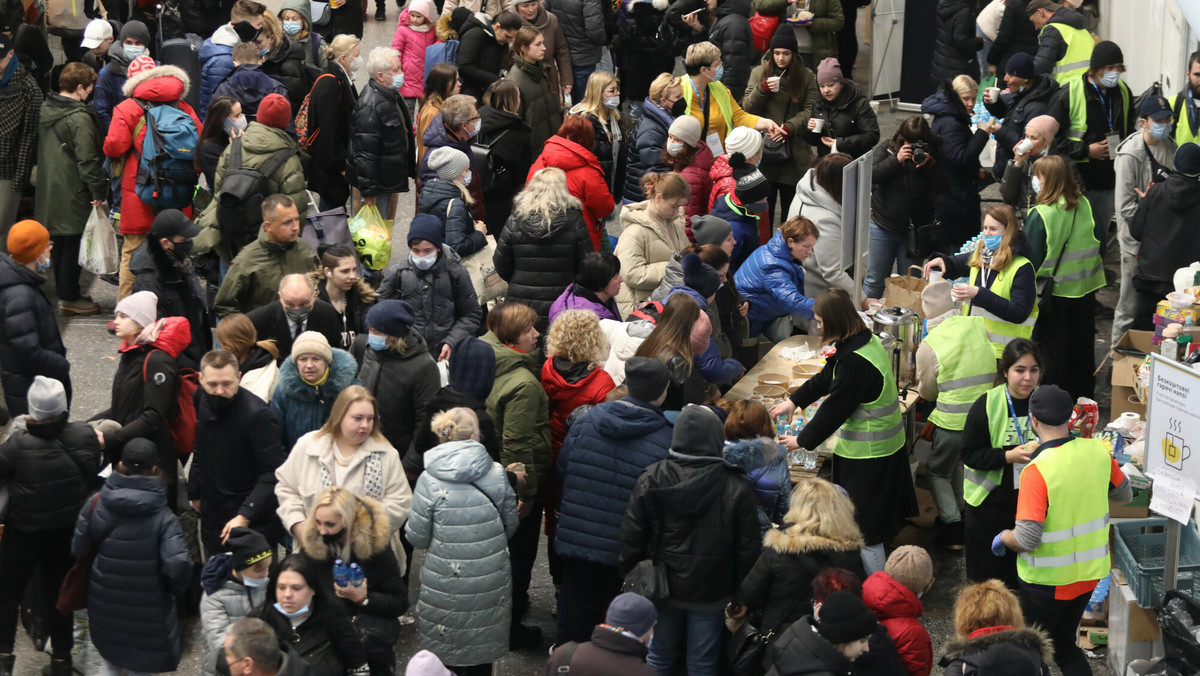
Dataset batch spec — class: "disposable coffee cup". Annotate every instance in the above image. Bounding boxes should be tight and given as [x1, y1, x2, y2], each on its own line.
[985, 87, 1000, 103]
[928, 270, 943, 283]
[767, 76, 781, 92]
[1015, 138, 1034, 156]
[952, 283, 970, 300]
[869, 100, 879, 114]
[812, 118, 826, 133]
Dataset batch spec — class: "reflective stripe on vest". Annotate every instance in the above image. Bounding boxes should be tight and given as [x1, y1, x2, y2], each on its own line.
[1016, 437, 1113, 586]
[963, 385, 1013, 507]
[1168, 93, 1200, 146]
[1065, 78, 1131, 160]
[1043, 23, 1094, 85]
[964, 256, 1039, 357]
[1033, 197, 1105, 298]
[925, 316, 997, 431]
[683, 76, 736, 142]
[833, 334, 906, 459]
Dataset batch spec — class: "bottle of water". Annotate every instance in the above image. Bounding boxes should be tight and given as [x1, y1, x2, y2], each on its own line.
[802, 446, 818, 471]
[776, 414, 790, 437]
[349, 563, 365, 587]
[333, 559, 350, 587]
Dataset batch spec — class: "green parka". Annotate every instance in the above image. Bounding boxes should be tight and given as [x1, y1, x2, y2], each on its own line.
[35, 92, 108, 235]
[212, 227, 320, 318]
[742, 57, 818, 186]
[750, 0, 844, 62]
[506, 55, 564, 156]
[482, 330, 550, 502]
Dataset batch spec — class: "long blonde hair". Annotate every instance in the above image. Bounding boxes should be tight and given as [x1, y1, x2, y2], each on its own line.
[779, 478, 864, 546]
[317, 385, 384, 443]
[968, 204, 1020, 271]
[431, 407, 479, 443]
[512, 167, 581, 228]
[576, 70, 621, 123]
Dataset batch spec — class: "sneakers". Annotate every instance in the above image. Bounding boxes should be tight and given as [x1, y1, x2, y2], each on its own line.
[510, 623, 543, 650]
[374, 7, 386, 20]
[59, 299, 101, 316]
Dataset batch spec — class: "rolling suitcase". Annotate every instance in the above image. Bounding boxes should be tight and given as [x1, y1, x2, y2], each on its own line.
[158, 36, 201, 111]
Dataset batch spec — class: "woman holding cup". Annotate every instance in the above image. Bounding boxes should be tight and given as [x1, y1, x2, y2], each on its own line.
[742, 27, 818, 222]
[803, 57, 879, 160]
[923, 204, 1036, 358]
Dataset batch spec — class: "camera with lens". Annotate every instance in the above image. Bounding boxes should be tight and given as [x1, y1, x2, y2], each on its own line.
[908, 140, 930, 166]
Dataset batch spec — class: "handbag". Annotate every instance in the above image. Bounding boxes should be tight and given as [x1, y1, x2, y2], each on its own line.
[57, 494, 102, 613]
[1036, 208, 1075, 314]
[621, 511, 669, 607]
[462, 234, 507, 304]
[882, 265, 929, 319]
[725, 557, 817, 676]
[904, 217, 944, 261]
[760, 133, 790, 165]
[300, 190, 353, 251]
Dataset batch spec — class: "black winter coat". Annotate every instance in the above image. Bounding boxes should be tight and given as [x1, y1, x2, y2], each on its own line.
[1047, 73, 1134, 191]
[0, 254, 71, 416]
[0, 417, 101, 533]
[622, 99, 673, 203]
[417, 179, 487, 258]
[802, 81, 879, 159]
[254, 601, 367, 676]
[478, 105, 533, 234]
[922, 86, 988, 247]
[708, 0, 758, 101]
[316, 277, 376, 350]
[130, 240, 211, 368]
[306, 64, 358, 206]
[547, 0, 607, 68]
[198, 137, 229, 192]
[494, 206, 596, 331]
[188, 387, 285, 549]
[410, 385, 502, 475]
[613, 1, 675, 102]
[576, 110, 625, 198]
[507, 56, 562, 155]
[1130, 172, 1200, 297]
[982, 72, 1057, 174]
[377, 246, 482, 355]
[457, 16, 506, 100]
[764, 616, 856, 676]
[931, 0, 982, 87]
[351, 328, 442, 459]
[348, 79, 416, 197]
[620, 449, 762, 605]
[988, 0, 1038, 71]
[869, 139, 948, 235]
[73, 473, 192, 673]
[940, 627, 1052, 676]
[262, 35, 316, 112]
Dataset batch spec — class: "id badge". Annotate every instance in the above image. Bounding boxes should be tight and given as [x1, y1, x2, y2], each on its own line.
[706, 132, 724, 158]
[1013, 462, 1027, 489]
[1105, 132, 1121, 152]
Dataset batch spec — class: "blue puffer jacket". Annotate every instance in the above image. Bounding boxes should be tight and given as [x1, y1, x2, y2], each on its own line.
[555, 397, 673, 566]
[621, 98, 673, 203]
[735, 229, 815, 338]
[711, 193, 760, 272]
[722, 437, 791, 534]
[198, 24, 241, 119]
[73, 471, 191, 674]
[94, 45, 132, 136]
[663, 286, 744, 385]
[417, 179, 486, 258]
[211, 65, 290, 121]
[269, 348, 361, 451]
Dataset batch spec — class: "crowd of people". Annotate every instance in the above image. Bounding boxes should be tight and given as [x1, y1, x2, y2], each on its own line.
[0, 0, 1187, 673]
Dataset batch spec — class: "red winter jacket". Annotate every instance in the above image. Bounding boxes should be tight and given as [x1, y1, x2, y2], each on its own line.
[528, 136, 615, 251]
[709, 154, 770, 244]
[670, 143, 714, 241]
[540, 357, 616, 454]
[862, 571, 933, 676]
[103, 65, 202, 236]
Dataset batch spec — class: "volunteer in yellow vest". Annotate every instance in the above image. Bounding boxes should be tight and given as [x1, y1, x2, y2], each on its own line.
[959, 339, 1042, 590]
[924, 204, 1037, 358]
[915, 285, 996, 551]
[771, 288, 916, 575]
[1024, 155, 1102, 400]
[993, 384, 1130, 676]
[1026, 0, 1092, 85]
[680, 41, 783, 155]
[1166, 51, 1200, 147]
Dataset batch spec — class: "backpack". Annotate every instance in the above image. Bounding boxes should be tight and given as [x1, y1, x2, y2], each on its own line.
[749, 13, 780, 55]
[630, 300, 665, 325]
[424, 40, 459, 81]
[295, 72, 339, 151]
[142, 352, 200, 457]
[217, 137, 298, 243]
[470, 127, 511, 193]
[133, 100, 200, 211]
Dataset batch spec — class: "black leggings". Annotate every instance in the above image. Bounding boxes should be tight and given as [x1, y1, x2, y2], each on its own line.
[0, 527, 75, 659]
[767, 182, 796, 229]
[1020, 590, 1091, 676]
[1034, 293, 1096, 401]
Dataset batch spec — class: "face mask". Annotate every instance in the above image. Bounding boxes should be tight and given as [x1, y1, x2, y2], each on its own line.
[273, 602, 311, 618]
[285, 305, 313, 323]
[123, 44, 145, 60]
[982, 234, 1003, 250]
[321, 529, 345, 544]
[204, 390, 235, 413]
[1030, 175, 1042, 195]
[171, 240, 194, 259]
[469, 118, 481, 138]
[36, 255, 51, 272]
[283, 19, 302, 34]
[671, 98, 687, 117]
[389, 72, 404, 90]
[367, 334, 389, 351]
[604, 95, 620, 109]
[350, 56, 363, 72]
[1150, 121, 1171, 140]
[259, 47, 269, 56]
[242, 574, 269, 588]
[225, 116, 248, 134]
[666, 141, 684, 156]
[1099, 71, 1120, 88]
[411, 252, 437, 270]
[712, 64, 724, 81]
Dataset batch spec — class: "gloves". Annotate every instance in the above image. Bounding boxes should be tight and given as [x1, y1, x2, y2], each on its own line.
[760, 80, 773, 94]
[991, 532, 1007, 557]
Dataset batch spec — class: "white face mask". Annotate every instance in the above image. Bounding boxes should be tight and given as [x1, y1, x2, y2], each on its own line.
[349, 55, 363, 72]
[411, 252, 437, 270]
[666, 141, 685, 156]
[462, 170, 472, 186]
[604, 95, 620, 109]
[242, 574, 269, 588]
[1030, 175, 1042, 195]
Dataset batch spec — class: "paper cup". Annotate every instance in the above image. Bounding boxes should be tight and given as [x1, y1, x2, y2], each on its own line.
[985, 87, 1000, 103]
[811, 118, 826, 133]
[869, 100, 879, 113]
[1015, 138, 1034, 156]
[928, 270, 943, 283]
[767, 76, 781, 92]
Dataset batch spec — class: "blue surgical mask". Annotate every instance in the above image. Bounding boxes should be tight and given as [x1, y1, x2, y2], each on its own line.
[390, 72, 404, 91]
[273, 602, 310, 618]
[982, 234, 1003, 251]
[283, 19, 303, 34]
[259, 47, 269, 56]
[123, 44, 145, 60]
[1150, 121, 1171, 140]
[712, 64, 724, 81]
[462, 170, 472, 186]
[604, 95, 620, 109]
[410, 252, 437, 270]
[1099, 71, 1120, 88]
[36, 255, 51, 272]
[1030, 176, 1042, 195]
[242, 574, 269, 588]
[367, 334, 389, 351]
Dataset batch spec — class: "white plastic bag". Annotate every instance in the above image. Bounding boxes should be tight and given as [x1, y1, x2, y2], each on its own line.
[78, 206, 119, 275]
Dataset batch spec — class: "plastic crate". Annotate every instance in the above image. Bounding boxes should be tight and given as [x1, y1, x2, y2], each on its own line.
[1113, 518, 1200, 608]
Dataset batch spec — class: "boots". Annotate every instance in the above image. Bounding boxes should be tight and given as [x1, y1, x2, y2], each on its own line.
[42, 657, 72, 676]
[0, 654, 13, 676]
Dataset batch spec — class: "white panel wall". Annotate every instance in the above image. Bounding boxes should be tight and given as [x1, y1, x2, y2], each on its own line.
[1097, 0, 1197, 95]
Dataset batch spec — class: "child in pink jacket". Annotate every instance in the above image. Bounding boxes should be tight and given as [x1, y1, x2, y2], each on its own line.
[391, 0, 439, 118]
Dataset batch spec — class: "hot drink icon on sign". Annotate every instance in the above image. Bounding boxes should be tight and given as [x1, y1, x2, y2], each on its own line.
[1163, 418, 1190, 471]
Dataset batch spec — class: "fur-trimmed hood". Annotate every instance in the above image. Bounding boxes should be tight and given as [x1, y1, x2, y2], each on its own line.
[763, 526, 864, 555]
[277, 348, 359, 402]
[121, 64, 191, 101]
[298, 493, 392, 562]
[435, 12, 458, 41]
[941, 626, 1053, 666]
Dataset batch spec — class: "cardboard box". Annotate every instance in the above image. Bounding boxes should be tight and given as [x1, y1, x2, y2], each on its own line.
[1111, 487, 1152, 519]
[1108, 331, 1155, 419]
[1107, 572, 1162, 675]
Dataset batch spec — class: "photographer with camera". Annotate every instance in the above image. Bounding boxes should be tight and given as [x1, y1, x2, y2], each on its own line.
[861, 115, 948, 303]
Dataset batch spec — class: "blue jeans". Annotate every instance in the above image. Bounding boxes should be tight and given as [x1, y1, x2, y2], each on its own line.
[572, 64, 598, 102]
[646, 606, 725, 676]
[862, 222, 910, 300]
[976, 26, 993, 82]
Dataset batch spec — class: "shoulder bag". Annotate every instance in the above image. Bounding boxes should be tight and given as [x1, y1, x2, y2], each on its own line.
[1035, 207, 1076, 314]
[621, 508, 670, 607]
[726, 554, 819, 676]
[57, 494, 106, 613]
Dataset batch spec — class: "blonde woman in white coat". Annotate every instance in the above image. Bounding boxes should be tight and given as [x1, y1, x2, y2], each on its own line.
[615, 171, 690, 316]
[788, 154, 856, 304]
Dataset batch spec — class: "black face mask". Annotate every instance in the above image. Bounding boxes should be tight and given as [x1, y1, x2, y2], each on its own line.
[671, 98, 688, 117]
[171, 240, 194, 260]
[321, 530, 345, 545]
[203, 390, 235, 413]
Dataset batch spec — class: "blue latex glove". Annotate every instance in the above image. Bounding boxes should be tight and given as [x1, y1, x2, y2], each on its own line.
[991, 532, 1007, 557]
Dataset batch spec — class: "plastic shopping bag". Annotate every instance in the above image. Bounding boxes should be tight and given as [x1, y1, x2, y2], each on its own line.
[347, 204, 392, 271]
[78, 206, 119, 275]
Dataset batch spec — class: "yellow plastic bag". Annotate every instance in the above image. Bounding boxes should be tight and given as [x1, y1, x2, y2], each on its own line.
[347, 205, 392, 271]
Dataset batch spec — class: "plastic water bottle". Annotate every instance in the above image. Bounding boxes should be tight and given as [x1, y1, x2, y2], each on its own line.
[333, 559, 350, 587]
[776, 414, 790, 437]
[349, 563, 365, 587]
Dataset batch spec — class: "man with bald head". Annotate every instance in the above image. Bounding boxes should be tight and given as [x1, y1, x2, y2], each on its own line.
[246, 274, 344, 361]
[214, 194, 320, 318]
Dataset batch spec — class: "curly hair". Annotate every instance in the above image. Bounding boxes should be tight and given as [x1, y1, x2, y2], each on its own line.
[431, 407, 479, 443]
[513, 167, 581, 227]
[546, 310, 607, 364]
[953, 580, 1025, 636]
[780, 478, 864, 547]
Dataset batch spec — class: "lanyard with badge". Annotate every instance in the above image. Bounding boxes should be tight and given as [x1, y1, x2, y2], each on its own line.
[1006, 387, 1034, 488]
[1092, 80, 1122, 150]
[685, 75, 725, 157]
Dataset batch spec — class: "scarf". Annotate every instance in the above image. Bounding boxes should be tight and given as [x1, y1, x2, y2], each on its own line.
[0, 56, 18, 94]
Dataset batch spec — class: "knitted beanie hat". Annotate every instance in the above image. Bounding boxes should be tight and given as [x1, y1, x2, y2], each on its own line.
[884, 545, 934, 595]
[291, 330, 333, 364]
[428, 146, 470, 182]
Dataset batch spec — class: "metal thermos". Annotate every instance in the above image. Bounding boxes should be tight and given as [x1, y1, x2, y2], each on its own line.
[871, 306, 921, 387]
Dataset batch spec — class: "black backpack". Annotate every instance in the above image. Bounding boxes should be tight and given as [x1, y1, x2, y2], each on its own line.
[216, 137, 297, 244]
[470, 127, 512, 193]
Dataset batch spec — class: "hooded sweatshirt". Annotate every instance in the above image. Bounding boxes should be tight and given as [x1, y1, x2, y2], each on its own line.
[1130, 172, 1200, 294]
[94, 21, 151, 135]
[280, 0, 328, 68]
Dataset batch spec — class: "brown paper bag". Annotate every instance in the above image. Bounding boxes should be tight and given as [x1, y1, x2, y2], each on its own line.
[882, 266, 929, 319]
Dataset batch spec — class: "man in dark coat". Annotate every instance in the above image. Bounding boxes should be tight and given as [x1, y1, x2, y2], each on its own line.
[247, 273, 343, 364]
[619, 404, 762, 676]
[456, 10, 520, 100]
[189, 349, 286, 552]
[930, 0, 983, 87]
[983, 52, 1058, 175]
[409, 335, 500, 478]
[987, 0, 1039, 76]
[347, 46, 416, 221]
[130, 209, 212, 368]
[554, 358, 673, 645]
[1130, 143, 1200, 329]
[211, 42, 290, 121]
[0, 220, 71, 417]
[544, 593, 658, 676]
